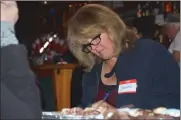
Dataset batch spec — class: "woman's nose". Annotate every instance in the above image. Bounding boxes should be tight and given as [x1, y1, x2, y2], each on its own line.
[91, 45, 97, 51]
[92, 45, 102, 53]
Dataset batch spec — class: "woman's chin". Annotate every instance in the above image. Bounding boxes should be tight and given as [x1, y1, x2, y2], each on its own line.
[101, 56, 112, 60]
[97, 53, 111, 60]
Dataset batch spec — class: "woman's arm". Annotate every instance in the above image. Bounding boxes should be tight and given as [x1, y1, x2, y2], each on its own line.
[78, 71, 99, 109]
[151, 62, 180, 109]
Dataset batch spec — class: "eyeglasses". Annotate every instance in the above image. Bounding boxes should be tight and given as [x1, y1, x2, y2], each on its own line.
[82, 34, 101, 53]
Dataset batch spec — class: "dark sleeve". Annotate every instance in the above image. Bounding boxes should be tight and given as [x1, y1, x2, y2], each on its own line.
[150, 41, 180, 109]
[1, 45, 42, 119]
[78, 71, 99, 109]
[139, 40, 180, 109]
[151, 61, 180, 109]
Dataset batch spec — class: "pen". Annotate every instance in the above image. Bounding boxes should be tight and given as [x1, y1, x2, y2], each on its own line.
[103, 90, 111, 101]
[86, 90, 112, 108]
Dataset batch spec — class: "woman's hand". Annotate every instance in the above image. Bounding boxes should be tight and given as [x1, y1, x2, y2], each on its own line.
[91, 100, 134, 119]
[61, 107, 84, 115]
[91, 100, 116, 111]
[0, 1, 19, 24]
[91, 100, 120, 119]
[70, 107, 84, 114]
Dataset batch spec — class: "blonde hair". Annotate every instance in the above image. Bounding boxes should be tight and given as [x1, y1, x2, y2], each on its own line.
[67, 4, 139, 71]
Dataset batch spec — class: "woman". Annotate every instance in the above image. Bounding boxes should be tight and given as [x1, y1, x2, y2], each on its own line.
[67, 4, 180, 111]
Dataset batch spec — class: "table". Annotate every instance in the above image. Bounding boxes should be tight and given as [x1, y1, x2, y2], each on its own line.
[32, 63, 77, 111]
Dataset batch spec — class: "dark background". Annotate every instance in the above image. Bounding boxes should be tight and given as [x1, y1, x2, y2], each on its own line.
[14, 1, 144, 46]
[15, 1, 180, 50]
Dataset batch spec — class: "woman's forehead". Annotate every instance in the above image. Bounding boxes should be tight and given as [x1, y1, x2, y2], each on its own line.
[77, 34, 100, 44]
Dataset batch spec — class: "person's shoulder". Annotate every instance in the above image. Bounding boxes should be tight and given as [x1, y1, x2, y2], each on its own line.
[84, 63, 102, 74]
[135, 38, 177, 67]
[119, 38, 165, 61]
[1, 21, 18, 48]
[1, 44, 27, 54]
[1, 44, 29, 75]
[136, 38, 168, 53]
[136, 38, 162, 47]
[82, 63, 101, 84]
[175, 30, 180, 38]
[174, 30, 180, 42]
[118, 38, 172, 69]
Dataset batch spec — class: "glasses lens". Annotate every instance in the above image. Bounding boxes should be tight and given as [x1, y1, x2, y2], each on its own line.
[82, 34, 101, 53]
[91, 37, 101, 45]
[83, 45, 92, 53]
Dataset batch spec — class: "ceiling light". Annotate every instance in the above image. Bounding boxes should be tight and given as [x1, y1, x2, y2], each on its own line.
[44, 1, 47, 5]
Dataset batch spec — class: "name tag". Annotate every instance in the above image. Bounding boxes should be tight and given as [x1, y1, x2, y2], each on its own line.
[118, 79, 137, 94]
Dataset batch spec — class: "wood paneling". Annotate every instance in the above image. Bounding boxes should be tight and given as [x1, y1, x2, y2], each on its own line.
[33, 64, 77, 111]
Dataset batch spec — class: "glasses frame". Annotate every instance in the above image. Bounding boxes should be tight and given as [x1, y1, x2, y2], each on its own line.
[82, 34, 101, 53]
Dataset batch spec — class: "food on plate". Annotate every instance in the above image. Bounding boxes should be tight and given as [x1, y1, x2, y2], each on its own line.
[83, 107, 100, 116]
[60, 106, 180, 120]
[153, 107, 167, 114]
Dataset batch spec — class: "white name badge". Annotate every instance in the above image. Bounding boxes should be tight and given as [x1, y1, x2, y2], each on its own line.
[118, 79, 137, 94]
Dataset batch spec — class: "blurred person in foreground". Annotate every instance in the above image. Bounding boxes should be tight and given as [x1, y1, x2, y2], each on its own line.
[66, 4, 180, 113]
[164, 13, 180, 66]
[0, 1, 42, 119]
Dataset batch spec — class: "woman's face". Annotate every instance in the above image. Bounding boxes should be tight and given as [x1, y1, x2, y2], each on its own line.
[83, 32, 115, 60]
